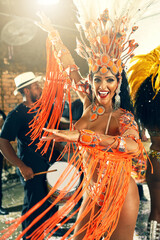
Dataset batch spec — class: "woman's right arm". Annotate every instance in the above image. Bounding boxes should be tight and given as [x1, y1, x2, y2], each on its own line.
[36, 12, 90, 106]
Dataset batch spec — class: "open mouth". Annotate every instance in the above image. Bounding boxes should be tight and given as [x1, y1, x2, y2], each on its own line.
[98, 90, 109, 98]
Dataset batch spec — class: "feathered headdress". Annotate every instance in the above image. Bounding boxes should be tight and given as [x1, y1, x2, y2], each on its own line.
[127, 46, 160, 103]
[73, 0, 160, 76]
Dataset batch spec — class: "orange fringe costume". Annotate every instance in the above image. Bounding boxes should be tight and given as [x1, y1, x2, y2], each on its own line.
[0, 0, 158, 239]
[0, 112, 147, 240]
[0, 39, 147, 240]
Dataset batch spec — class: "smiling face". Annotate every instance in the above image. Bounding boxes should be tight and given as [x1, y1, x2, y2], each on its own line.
[92, 70, 118, 108]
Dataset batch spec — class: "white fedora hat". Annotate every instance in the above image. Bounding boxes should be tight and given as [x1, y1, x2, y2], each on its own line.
[14, 72, 42, 95]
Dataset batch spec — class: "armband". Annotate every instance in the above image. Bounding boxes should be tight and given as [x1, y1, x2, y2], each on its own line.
[78, 129, 101, 146]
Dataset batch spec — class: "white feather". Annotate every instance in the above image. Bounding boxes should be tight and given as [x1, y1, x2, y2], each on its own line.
[73, 0, 160, 64]
[73, 0, 160, 33]
[73, 0, 111, 29]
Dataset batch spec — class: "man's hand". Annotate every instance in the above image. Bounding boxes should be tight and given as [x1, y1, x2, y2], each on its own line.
[19, 165, 34, 181]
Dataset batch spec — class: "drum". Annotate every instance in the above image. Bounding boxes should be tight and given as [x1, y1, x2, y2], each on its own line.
[46, 161, 80, 205]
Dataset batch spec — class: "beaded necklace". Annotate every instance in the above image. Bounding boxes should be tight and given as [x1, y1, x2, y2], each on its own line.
[90, 103, 106, 122]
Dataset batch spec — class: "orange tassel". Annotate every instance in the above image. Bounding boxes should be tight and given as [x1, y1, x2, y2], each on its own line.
[28, 38, 72, 155]
[0, 140, 146, 240]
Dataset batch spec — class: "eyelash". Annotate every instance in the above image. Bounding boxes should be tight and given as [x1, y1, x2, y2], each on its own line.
[94, 78, 114, 83]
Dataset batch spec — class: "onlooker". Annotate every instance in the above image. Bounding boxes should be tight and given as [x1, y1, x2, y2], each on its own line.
[0, 109, 9, 215]
[128, 46, 160, 239]
[0, 72, 58, 239]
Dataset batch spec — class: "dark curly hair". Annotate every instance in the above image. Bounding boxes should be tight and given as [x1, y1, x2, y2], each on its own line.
[119, 70, 134, 113]
[134, 74, 160, 129]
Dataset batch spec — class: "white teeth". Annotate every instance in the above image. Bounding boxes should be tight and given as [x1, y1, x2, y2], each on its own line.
[99, 91, 109, 96]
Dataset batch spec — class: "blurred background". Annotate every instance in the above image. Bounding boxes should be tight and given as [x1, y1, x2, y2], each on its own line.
[0, 0, 89, 115]
[0, 0, 88, 74]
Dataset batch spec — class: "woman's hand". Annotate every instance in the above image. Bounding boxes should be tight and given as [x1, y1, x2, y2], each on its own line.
[41, 128, 80, 142]
[35, 11, 55, 33]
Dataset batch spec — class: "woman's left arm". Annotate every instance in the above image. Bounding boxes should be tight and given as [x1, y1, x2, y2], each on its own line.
[77, 112, 140, 153]
[41, 128, 139, 154]
[41, 112, 140, 153]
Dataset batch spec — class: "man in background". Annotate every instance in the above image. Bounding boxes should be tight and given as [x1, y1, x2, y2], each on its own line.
[0, 72, 58, 239]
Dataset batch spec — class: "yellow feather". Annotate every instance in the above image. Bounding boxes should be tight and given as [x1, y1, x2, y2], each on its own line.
[127, 45, 160, 102]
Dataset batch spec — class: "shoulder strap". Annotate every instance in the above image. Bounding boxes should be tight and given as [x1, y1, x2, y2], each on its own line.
[105, 112, 112, 135]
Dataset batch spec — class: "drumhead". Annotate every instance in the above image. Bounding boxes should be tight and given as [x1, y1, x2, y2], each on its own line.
[47, 161, 80, 191]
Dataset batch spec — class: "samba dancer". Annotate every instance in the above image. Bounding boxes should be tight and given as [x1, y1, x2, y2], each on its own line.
[0, 72, 59, 240]
[128, 46, 160, 240]
[0, 0, 159, 239]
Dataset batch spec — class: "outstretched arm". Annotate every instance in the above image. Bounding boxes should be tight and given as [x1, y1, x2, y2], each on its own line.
[35, 12, 89, 105]
[41, 124, 139, 154]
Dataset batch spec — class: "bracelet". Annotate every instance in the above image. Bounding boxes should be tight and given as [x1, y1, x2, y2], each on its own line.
[78, 129, 101, 146]
[48, 31, 61, 43]
[116, 136, 126, 152]
[48, 31, 69, 55]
